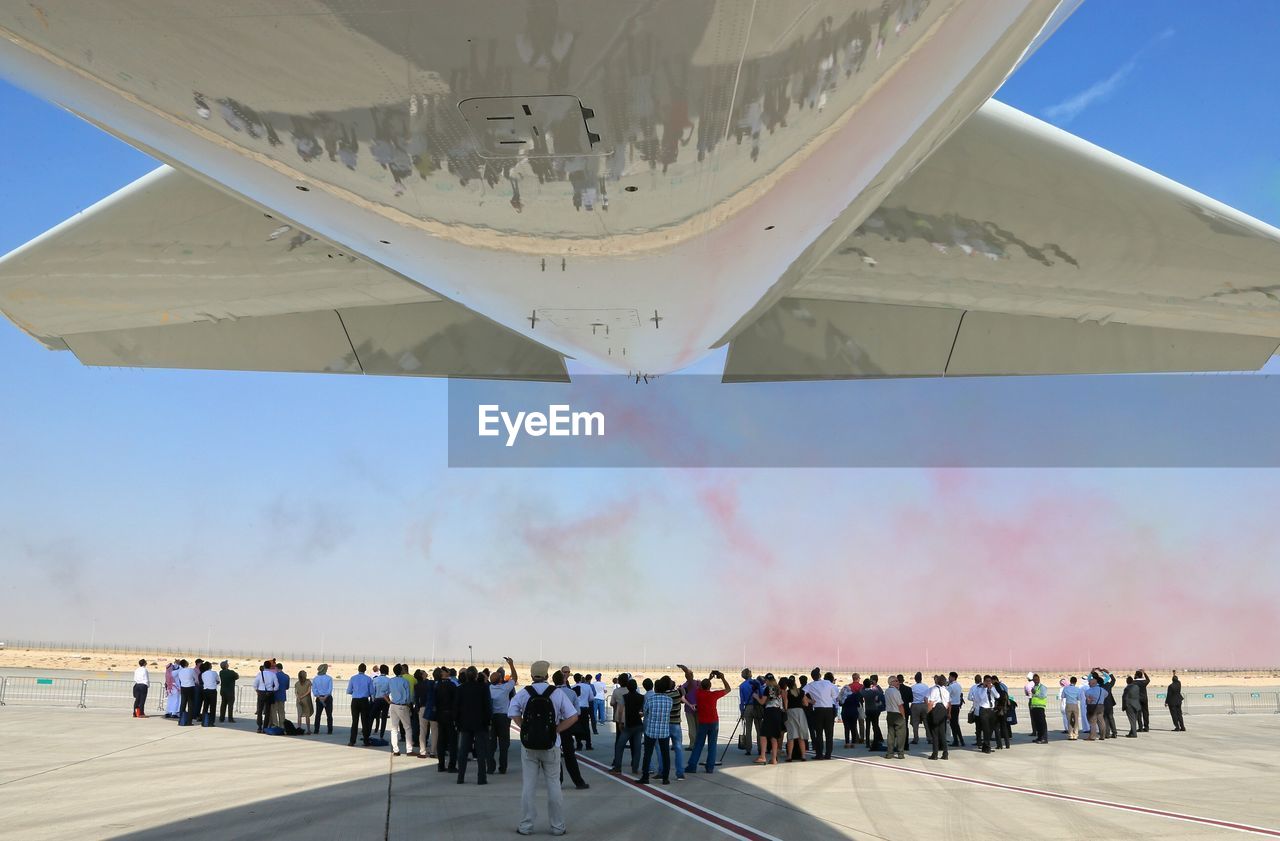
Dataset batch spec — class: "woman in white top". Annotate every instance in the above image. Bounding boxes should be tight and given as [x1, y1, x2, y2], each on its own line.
[925, 675, 950, 760]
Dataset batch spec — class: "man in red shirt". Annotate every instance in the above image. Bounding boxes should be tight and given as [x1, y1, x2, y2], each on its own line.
[684, 671, 731, 774]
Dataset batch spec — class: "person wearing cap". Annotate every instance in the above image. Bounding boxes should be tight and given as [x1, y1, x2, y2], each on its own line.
[590, 673, 608, 727]
[488, 657, 518, 774]
[217, 661, 238, 723]
[509, 660, 579, 836]
[311, 664, 334, 734]
[132, 659, 149, 718]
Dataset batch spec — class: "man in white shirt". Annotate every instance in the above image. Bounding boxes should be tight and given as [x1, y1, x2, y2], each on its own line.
[252, 662, 279, 733]
[946, 672, 965, 747]
[803, 668, 839, 759]
[175, 660, 199, 725]
[925, 676, 950, 760]
[132, 659, 150, 718]
[573, 674, 594, 750]
[909, 672, 929, 745]
[590, 674, 608, 728]
[968, 675, 998, 753]
[199, 663, 219, 726]
[509, 660, 579, 837]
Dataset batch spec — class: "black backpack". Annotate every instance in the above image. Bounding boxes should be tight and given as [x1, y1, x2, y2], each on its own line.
[520, 686, 558, 750]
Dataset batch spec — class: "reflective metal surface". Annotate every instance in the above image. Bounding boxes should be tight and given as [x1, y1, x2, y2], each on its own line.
[0, 1, 1061, 373]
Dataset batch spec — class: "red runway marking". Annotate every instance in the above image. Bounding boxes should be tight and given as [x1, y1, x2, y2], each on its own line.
[575, 751, 782, 841]
[830, 754, 1280, 837]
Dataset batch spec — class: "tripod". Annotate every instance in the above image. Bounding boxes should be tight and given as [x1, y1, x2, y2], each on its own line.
[716, 714, 744, 766]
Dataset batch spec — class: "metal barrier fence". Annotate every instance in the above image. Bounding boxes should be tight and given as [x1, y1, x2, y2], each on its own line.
[3, 676, 1277, 719]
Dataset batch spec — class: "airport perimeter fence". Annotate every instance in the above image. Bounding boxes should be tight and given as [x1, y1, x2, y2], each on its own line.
[2, 676, 1279, 721]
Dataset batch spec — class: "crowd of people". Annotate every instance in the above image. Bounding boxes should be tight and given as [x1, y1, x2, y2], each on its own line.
[129, 657, 1188, 835]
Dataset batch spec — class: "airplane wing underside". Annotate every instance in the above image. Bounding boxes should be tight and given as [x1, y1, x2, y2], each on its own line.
[0, 167, 569, 381]
[722, 100, 1280, 380]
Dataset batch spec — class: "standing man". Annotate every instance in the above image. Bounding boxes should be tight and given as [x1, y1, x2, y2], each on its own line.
[908, 673, 929, 746]
[132, 659, 149, 718]
[273, 663, 290, 730]
[552, 671, 590, 789]
[590, 673, 608, 729]
[1084, 676, 1107, 741]
[1122, 676, 1142, 738]
[218, 661, 239, 724]
[803, 668, 838, 759]
[435, 667, 459, 772]
[175, 659, 199, 725]
[685, 671, 731, 775]
[946, 672, 965, 747]
[1028, 674, 1049, 744]
[311, 664, 333, 735]
[862, 677, 884, 751]
[488, 657, 518, 775]
[1134, 669, 1152, 732]
[509, 660, 580, 837]
[1097, 669, 1118, 738]
[385, 664, 414, 755]
[370, 665, 391, 740]
[611, 678, 644, 776]
[640, 676, 674, 785]
[883, 676, 906, 760]
[1061, 676, 1084, 740]
[738, 669, 761, 756]
[1166, 670, 1186, 731]
[454, 667, 491, 785]
[678, 665, 699, 751]
[347, 663, 374, 746]
[252, 662, 278, 733]
[969, 676, 998, 753]
[572, 674, 594, 750]
[198, 662, 219, 726]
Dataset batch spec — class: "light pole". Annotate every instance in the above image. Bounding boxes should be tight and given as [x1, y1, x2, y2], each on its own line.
[468, 645, 474, 667]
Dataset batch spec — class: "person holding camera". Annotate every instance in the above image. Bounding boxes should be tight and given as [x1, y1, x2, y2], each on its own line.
[685, 670, 730, 774]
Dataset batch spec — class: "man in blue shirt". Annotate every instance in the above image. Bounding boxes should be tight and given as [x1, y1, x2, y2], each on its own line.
[1061, 676, 1084, 740]
[273, 663, 290, 730]
[738, 670, 761, 757]
[347, 663, 375, 746]
[1085, 677, 1107, 741]
[385, 664, 414, 756]
[311, 664, 334, 735]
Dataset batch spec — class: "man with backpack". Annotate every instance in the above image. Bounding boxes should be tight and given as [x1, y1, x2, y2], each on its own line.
[509, 660, 580, 837]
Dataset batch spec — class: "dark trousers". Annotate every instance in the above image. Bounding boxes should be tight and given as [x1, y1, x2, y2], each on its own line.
[456, 729, 489, 782]
[313, 695, 333, 732]
[371, 699, 389, 737]
[1125, 707, 1140, 736]
[927, 710, 948, 755]
[1030, 706, 1048, 741]
[436, 714, 457, 769]
[949, 704, 964, 745]
[978, 708, 997, 750]
[805, 707, 817, 748]
[410, 704, 420, 745]
[179, 686, 199, 722]
[864, 712, 883, 748]
[885, 711, 906, 755]
[1139, 698, 1150, 731]
[642, 736, 671, 781]
[349, 697, 372, 745]
[200, 689, 217, 721]
[613, 724, 643, 773]
[256, 690, 274, 729]
[219, 691, 235, 721]
[561, 736, 586, 786]
[811, 707, 835, 758]
[1104, 703, 1117, 737]
[1169, 701, 1185, 730]
[132, 684, 148, 715]
[488, 713, 511, 773]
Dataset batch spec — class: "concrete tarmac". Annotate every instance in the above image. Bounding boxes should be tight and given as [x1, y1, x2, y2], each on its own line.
[0, 707, 1278, 840]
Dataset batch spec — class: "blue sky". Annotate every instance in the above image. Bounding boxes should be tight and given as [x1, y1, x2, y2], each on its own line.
[1, 3, 1279, 668]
